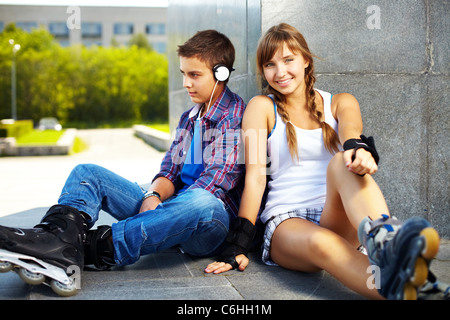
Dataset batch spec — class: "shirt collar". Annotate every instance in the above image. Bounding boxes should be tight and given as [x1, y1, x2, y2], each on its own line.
[188, 87, 231, 122]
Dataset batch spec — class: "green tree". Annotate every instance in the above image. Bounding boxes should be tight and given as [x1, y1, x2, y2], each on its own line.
[128, 33, 153, 51]
[0, 24, 168, 127]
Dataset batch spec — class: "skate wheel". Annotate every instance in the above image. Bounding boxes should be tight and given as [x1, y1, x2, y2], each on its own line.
[403, 282, 417, 300]
[410, 257, 428, 286]
[18, 267, 45, 285]
[50, 279, 78, 297]
[420, 227, 440, 259]
[0, 261, 13, 273]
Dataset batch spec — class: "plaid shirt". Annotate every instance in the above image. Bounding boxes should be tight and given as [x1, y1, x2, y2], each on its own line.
[153, 86, 246, 216]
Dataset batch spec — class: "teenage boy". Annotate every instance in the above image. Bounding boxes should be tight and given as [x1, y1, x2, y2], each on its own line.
[0, 30, 245, 294]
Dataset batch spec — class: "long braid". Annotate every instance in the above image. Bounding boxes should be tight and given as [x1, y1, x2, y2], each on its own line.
[305, 62, 340, 154]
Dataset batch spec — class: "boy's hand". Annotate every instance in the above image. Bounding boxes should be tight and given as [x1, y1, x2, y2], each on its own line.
[139, 197, 161, 213]
[204, 254, 249, 274]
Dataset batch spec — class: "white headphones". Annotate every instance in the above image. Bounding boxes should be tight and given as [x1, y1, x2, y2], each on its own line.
[213, 64, 233, 82]
[204, 64, 234, 114]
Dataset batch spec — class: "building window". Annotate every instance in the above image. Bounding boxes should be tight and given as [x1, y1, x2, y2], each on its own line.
[151, 42, 166, 54]
[49, 22, 69, 37]
[146, 23, 165, 35]
[0, 22, 4, 32]
[82, 39, 102, 47]
[16, 22, 38, 32]
[58, 39, 71, 47]
[114, 23, 134, 35]
[81, 22, 102, 38]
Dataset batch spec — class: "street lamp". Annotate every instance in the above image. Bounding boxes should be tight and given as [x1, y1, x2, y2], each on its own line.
[9, 39, 21, 121]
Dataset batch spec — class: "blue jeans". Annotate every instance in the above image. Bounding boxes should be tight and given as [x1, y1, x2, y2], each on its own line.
[58, 164, 231, 266]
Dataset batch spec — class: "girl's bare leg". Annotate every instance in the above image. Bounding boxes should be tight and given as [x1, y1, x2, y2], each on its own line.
[320, 152, 390, 246]
[270, 218, 383, 299]
[270, 152, 391, 299]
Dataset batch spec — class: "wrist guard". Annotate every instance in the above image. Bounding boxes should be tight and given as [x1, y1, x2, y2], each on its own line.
[217, 217, 256, 269]
[343, 135, 380, 165]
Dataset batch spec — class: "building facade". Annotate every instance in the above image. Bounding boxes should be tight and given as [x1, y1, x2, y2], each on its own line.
[0, 5, 167, 53]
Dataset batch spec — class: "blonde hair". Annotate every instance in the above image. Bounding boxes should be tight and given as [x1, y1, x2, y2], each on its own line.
[256, 23, 339, 160]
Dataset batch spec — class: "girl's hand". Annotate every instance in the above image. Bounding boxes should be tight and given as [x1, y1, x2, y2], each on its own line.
[343, 148, 378, 176]
[204, 254, 249, 274]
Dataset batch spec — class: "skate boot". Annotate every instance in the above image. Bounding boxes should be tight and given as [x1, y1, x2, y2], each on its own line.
[358, 214, 440, 300]
[84, 225, 116, 270]
[0, 205, 87, 296]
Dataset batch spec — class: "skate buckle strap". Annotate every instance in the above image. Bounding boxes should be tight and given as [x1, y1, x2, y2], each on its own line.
[86, 225, 115, 270]
[367, 214, 401, 233]
[34, 221, 61, 233]
[366, 214, 402, 248]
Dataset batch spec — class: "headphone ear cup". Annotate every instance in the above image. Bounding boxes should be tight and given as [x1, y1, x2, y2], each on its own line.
[213, 64, 230, 82]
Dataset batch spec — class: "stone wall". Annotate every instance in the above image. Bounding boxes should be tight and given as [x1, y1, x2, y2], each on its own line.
[167, 0, 449, 237]
[260, 0, 449, 237]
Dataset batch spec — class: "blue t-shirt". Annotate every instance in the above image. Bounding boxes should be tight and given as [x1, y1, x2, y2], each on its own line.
[179, 118, 204, 192]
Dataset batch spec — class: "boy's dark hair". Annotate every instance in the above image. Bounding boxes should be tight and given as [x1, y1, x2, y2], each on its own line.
[177, 30, 235, 76]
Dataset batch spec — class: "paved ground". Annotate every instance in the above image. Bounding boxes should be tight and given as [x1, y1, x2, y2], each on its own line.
[0, 129, 448, 304]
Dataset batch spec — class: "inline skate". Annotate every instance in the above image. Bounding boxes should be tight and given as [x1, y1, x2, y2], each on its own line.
[358, 214, 440, 300]
[0, 205, 86, 296]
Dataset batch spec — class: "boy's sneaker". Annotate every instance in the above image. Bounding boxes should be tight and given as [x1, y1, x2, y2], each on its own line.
[358, 214, 440, 300]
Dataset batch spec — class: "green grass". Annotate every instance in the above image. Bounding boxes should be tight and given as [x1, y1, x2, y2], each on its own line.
[14, 124, 167, 155]
[15, 130, 88, 155]
[148, 123, 170, 133]
[69, 136, 89, 155]
[16, 130, 65, 145]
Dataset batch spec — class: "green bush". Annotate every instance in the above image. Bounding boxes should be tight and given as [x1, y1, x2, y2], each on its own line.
[0, 24, 168, 127]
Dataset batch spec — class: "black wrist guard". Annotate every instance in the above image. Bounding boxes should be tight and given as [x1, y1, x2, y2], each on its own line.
[343, 135, 380, 164]
[217, 217, 256, 269]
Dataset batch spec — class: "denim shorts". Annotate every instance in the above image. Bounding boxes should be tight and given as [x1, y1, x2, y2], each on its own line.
[262, 208, 323, 266]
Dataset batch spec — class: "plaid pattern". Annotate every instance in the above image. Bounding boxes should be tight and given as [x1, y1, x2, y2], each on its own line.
[262, 208, 323, 266]
[153, 87, 246, 217]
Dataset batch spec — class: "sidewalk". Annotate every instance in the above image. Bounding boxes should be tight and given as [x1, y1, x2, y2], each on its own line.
[0, 207, 361, 300]
[0, 129, 448, 300]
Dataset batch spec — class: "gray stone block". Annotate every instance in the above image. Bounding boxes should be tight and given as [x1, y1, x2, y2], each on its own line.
[429, 0, 450, 75]
[262, 0, 429, 74]
[315, 74, 449, 228]
[427, 75, 450, 237]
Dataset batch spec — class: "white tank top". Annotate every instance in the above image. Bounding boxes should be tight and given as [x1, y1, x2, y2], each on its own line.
[260, 89, 339, 223]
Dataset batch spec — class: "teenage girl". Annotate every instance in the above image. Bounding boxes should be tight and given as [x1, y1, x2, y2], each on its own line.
[205, 23, 440, 300]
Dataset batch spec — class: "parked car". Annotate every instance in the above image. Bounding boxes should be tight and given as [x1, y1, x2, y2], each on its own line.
[38, 117, 62, 131]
